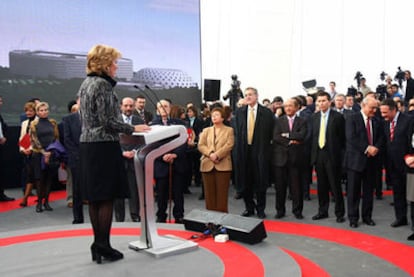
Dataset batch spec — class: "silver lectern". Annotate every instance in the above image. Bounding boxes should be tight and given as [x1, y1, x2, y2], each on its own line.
[121, 125, 198, 258]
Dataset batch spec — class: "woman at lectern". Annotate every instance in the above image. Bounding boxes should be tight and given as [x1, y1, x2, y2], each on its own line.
[198, 107, 234, 212]
[78, 44, 150, 264]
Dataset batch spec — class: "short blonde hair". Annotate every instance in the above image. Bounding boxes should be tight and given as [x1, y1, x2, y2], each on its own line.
[36, 102, 49, 112]
[86, 44, 121, 75]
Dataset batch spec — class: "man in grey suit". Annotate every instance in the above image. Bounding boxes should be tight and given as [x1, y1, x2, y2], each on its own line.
[114, 97, 144, 222]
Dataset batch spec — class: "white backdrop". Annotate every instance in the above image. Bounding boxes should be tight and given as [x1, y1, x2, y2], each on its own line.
[201, 0, 414, 102]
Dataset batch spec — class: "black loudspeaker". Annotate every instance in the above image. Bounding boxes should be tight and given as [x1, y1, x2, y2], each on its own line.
[183, 209, 267, 244]
[203, 79, 221, 101]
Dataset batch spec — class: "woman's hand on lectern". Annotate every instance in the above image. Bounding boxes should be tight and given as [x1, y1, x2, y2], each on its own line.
[134, 124, 151, 133]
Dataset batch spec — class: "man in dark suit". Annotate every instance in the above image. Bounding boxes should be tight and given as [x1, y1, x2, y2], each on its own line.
[152, 99, 188, 223]
[62, 97, 83, 223]
[310, 91, 346, 223]
[404, 70, 414, 104]
[233, 87, 274, 219]
[133, 95, 153, 124]
[295, 95, 313, 200]
[344, 96, 385, 228]
[273, 98, 307, 219]
[345, 94, 361, 112]
[0, 96, 13, 202]
[114, 97, 144, 222]
[380, 99, 413, 227]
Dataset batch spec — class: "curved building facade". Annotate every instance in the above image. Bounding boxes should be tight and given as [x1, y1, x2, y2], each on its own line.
[9, 50, 133, 80]
[133, 67, 197, 89]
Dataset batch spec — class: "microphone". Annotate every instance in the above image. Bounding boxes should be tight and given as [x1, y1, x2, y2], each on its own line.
[144, 85, 169, 119]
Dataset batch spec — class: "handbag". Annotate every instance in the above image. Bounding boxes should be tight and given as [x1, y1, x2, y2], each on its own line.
[19, 133, 31, 149]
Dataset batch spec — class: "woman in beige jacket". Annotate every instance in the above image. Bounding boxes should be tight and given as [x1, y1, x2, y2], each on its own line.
[198, 107, 234, 212]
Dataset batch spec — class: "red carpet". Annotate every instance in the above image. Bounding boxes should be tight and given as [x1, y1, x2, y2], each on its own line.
[0, 190, 66, 213]
[281, 248, 329, 277]
[265, 221, 414, 276]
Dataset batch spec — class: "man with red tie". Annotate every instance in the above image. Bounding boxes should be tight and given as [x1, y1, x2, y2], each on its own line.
[380, 99, 413, 228]
[344, 96, 385, 228]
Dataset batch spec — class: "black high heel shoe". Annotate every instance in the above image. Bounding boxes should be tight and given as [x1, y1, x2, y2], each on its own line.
[35, 203, 43, 213]
[91, 243, 123, 264]
[43, 202, 53, 211]
[90, 243, 101, 264]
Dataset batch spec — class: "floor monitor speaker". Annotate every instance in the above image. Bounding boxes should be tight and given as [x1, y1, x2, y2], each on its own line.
[183, 209, 267, 244]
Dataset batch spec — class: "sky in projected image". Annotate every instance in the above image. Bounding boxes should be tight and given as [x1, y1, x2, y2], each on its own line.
[0, 0, 201, 85]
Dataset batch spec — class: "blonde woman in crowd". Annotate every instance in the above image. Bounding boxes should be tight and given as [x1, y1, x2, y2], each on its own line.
[30, 102, 60, 212]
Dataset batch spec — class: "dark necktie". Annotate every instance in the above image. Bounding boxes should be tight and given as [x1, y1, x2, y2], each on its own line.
[366, 118, 372, 145]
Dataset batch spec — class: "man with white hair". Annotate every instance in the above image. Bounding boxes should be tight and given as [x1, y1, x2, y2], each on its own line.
[344, 96, 385, 228]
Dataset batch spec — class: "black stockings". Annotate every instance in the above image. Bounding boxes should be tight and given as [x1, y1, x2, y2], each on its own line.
[89, 200, 114, 247]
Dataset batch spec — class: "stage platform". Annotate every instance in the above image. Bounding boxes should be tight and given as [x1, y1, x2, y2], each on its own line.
[1, 186, 414, 276]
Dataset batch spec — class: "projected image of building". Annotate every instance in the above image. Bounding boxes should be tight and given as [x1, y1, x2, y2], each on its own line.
[9, 50, 133, 80]
[133, 67, 197, 89]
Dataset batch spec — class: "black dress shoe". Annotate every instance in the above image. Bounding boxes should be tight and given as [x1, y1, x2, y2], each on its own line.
[241, 210, 254, 217]
[131, 216, 140, 222]
[0, 194, 15, 202]
[294, 213, 304, 219]
[156, 217, 166, 223]
[175, 218, 184, 224]
[274, 213, 285, 219]
[407, 233, 414, 241]
[234, 192, 242, 200]
[72, 219, 84, 224]
[336, 217, 345, 223]
[350, 221, 358, 228]
[312, 213, 328, 220]
[363, 218, 376, 226]
[257, 211, 266, 219]
[390, 219, 408, 228]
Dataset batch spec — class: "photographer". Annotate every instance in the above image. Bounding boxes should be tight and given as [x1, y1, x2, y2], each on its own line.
[223, 75, 243, 112]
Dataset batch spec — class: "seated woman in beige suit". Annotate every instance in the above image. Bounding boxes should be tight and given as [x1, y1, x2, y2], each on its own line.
[198, 107, 234, 212]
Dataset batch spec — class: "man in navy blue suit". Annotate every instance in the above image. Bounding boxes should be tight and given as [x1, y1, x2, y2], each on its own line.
[62, 97, 83, 223]
[152, 99, 187, 223]
[380, 99, 413, 227]
[344, 96, 385, 228]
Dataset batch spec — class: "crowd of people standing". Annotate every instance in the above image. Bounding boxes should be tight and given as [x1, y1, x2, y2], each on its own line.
[1, 44, 414, 264]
